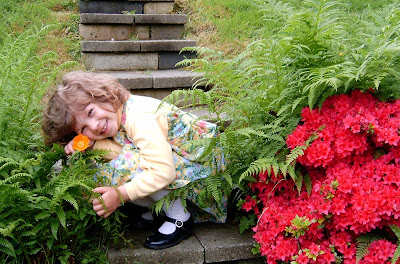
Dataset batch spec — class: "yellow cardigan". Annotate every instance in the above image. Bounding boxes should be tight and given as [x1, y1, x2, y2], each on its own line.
[92, 96, 176, 202]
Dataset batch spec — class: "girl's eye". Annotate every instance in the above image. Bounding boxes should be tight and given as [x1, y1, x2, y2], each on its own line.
[88, 109, 93, 117]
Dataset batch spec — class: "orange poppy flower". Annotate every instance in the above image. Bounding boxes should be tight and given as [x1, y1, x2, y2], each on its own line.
[72, 134, 90, 151]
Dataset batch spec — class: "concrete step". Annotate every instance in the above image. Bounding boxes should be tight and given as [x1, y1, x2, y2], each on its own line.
[80, 13, 187, 40]
[82, 40, 196, 70]
[108, 218, 264, 264]
[99, 70, 202, 100]
[79, 0, 175, 14]
[82, 39, 195, 52]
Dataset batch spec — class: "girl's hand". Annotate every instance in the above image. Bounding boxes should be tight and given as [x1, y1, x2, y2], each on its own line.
[64, 140, 76, 155]
[92, 186, 129, 218]
[64, 139, 95, 155]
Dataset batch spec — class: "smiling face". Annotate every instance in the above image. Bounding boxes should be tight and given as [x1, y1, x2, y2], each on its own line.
[72, 102, 119, 141]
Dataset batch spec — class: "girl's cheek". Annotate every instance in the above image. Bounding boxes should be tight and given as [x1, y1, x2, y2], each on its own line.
[82, 131, 94, 139]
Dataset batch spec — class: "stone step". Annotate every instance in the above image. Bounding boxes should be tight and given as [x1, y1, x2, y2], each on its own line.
[82, 40, 196, 70]
[99, 70, 202, 100]
[107, 217, 264, 264]
[80, 13, 187, 40]
[79, 0, 175, 14]
[82, 39, 195, 52]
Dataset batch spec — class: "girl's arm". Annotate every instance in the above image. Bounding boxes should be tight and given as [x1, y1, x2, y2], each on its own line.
[92, 139, 122, 160]
[123, 112, 176, 201]
[91, 185, 129, 218]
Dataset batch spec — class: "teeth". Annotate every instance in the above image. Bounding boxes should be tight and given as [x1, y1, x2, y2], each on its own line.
[101, 121, 107, 133]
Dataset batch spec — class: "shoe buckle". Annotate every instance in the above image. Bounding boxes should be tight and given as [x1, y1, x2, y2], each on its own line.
[175, 220, 183, 228]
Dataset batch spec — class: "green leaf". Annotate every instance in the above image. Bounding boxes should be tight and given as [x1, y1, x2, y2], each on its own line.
[56, 207, 66, 229]
[50, 217, 59, 239]
[0, 237, 16, 257]
[356, 231, 386, 263]
[295, 173, 303, 194]
[303, 173, 312, 196]
[392, 245, 400, 264]
[239, 214, 257, 234]
[63, 193, 79, 211]
[390, 225, 400, 239]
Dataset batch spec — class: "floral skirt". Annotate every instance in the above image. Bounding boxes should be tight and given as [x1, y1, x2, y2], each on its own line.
[94, 102, 227, 223]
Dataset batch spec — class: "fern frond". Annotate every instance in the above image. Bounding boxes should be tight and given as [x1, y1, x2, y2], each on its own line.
[239, 158, 279, 183]
[162, 89, 213, 108]
[0, 236, 15, 257]
[356, 240, 372, 263]
[56, 207, 66, 229]
[235, 127, 285, 142]
[356, 231, 387, 263]
[392, 245, 400, 264]
[113, 186, 125, 207]
[62, 193, 79, 211]
[0, 219, 25, 237]
[303, 173, 312, 196]
[390, 225, 400, 239]
[285, 144, 307, 165]
[205, 173, 222, 203]
[0, 184, 30, 197]
[1, 173, 33, 184]
[389, 225, 400, 264]
[151, 185, 189, 214]
[0, 157, 18, 173]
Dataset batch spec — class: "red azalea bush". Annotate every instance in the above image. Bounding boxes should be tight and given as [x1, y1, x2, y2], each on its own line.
[243, 90, 400, 263]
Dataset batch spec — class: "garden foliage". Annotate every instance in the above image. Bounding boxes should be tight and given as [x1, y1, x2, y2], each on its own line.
[163, 0, 400, 263]
[0, 21, 122, 264]
[245, 90, 400, 263]
[1, 0, 400, 262]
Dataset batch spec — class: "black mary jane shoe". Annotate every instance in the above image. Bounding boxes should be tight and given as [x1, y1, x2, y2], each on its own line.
[144, 216, 194, 250]
[130, 213, 165, 230]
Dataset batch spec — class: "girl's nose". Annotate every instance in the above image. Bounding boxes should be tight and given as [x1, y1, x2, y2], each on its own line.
[88, 119, 99, 131]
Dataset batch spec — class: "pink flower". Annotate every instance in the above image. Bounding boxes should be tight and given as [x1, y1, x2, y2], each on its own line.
[242, 196, 257, 212]
[296, 253, 309, 264]
[308, 242, 321, 255]
[360, 240, 397, 263]
[246, 90, 400, 263]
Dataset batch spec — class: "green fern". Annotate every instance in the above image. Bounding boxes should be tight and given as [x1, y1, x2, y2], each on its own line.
[162, 0, 400, 225]
[0, 10, 123, 262]
[356, 231, 387, 263]
[390, 225, 400, 264]
[0, 237, 16, 258]
[239, 158, 279, 184]
[392, 244, 400, 264]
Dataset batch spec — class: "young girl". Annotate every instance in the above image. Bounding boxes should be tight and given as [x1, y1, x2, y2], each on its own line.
[42, 71, 226, 250]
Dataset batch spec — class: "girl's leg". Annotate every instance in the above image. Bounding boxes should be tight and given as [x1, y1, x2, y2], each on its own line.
[149, 189, 191, 234]
[144, 189, 193, 249]
[131, 197, 155, 221]
[132, 197, 153, 208]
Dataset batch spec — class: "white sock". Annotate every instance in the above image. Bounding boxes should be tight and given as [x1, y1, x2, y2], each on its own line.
[164, 200, 191, 222]
[158, 199, 191, 235]
[149, 190, 191, 235]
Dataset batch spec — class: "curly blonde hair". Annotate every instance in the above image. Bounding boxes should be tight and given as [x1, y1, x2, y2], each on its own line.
[42, 71, 131, 145]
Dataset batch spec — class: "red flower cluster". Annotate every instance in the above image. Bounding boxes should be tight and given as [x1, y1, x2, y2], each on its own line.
[243, 90, 400, 263]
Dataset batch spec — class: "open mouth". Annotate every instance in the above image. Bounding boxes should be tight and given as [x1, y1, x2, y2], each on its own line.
[101, 120, 108, 134]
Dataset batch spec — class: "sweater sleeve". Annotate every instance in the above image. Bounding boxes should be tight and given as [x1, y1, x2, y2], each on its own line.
[92, 138, 122, 161]
[122, 112, 176, 201]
